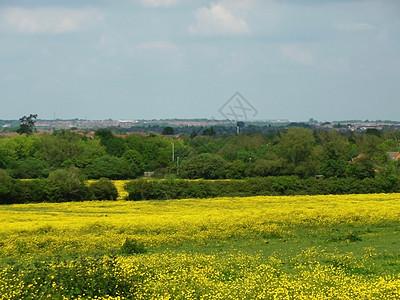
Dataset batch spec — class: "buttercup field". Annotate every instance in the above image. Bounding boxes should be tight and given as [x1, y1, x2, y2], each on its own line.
[1, 190, 400, 299]
[1, 0, 400, 298]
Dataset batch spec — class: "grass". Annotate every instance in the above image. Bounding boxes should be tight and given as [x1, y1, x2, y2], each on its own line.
[1, 194, 400, 299]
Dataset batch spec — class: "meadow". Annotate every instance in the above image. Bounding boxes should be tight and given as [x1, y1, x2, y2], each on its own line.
[1, 193, 400, 299]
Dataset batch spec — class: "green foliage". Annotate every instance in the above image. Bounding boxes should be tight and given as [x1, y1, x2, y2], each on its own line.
[7, 157, 50, 178]
[346, 155, 376, 179]
[95, 129, 126, 157]
[17, 114, 37, 134]
[278, 127, 315, 165]
[190, 130, 198, 138]
[0, 169, 14, 204]
[85, 155, 130, 179]
[0, 134, 38, 160]
[124, 134, 176, 171]
[126, 176, 400, 201]
[180, 153, 228, 179]
[4, 256, 134, 299]
[161, 126, 175, 135]
[328, 231, 363, 243]
[46, 168, 89, 202]
[122, 149, 144, 177]
[252, 158, 283, 177]
[202, 127, 216, 136]
[120, 238, 147, 255]
[11, 179, 47, 204]
[0, 149, 7, 169]
[89, 178, 118, 200]
[35, 131, 94, 168]
[0, 126, 399, 184]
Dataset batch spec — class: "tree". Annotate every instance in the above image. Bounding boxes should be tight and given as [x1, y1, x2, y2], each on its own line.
[180, 153, 227, 179]
[122, 149, 144, 176]
[17, 114, 37, 134]
[0, 169, 14, 204]
[0, 150, 7, 169]
[46, 167, 89, 202]
[85, 155, 128, 179]
[89, 178, 118, 200]
[202, 127, 216, 136]
[162, 126, 175, 135]
[7, 157, 50, 178]
[95, 129, 127, 157]
[190, 130, 198, 139]
[277, 127, 317, 177]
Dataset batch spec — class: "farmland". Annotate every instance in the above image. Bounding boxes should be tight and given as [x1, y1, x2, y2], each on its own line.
[1, 194, 400, 299]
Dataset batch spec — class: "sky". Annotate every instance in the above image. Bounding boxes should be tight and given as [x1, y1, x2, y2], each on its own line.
[0, 0, 400, 122]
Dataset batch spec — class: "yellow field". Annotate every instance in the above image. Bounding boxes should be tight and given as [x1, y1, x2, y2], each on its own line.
[1, 194, 400, 299]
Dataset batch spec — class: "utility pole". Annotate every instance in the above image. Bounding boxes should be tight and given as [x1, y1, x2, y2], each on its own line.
[171, 143, 175, 162]
[177, 156, 180, 175]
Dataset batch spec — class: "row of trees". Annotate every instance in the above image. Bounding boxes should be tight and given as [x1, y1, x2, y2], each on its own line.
[0, 127, 400, 181]
[0, 168, 118, 204]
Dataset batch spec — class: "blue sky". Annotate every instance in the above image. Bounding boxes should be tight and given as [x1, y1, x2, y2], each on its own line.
[1, 0, 399, 121]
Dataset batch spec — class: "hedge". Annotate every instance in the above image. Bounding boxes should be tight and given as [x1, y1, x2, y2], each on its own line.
[125, 176, 400, 201]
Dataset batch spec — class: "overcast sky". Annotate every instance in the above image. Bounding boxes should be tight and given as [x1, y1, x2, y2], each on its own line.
[1, 0, 399, 121]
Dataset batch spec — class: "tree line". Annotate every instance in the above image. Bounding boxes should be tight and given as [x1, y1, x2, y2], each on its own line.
[1, 127, 400, 181]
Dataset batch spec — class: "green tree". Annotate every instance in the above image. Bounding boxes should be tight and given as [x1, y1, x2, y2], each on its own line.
[7, 157, 50, 179]
[0, 169, 14, 204]
[251, 157, 284, 177]
[0, 149, 7, 169]
[202, 127, 216, 136]
[36, 131, 83, 167]
[122, 149, 144, 177]
[89, 178, 118, 200]
[95, 129, 127, 157]
[346, 155, 376, 179]
[180, 153, 227, 179]
[190, 130, 198, 139]
[161, 126, 175, 135]
[46, 167, 89, 202]
[277, 127, 317, 177]
[17, 114, 37, 134]
[85, 155, 128, 179]
[0, 134, 38, 160]
[319, 141, 351, 178]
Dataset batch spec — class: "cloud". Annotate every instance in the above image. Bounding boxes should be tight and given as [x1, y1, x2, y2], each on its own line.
[219, 0, 257, 11]
[333, 22, 376, 31]
[281, 45, 314, 66]
[139, 0, 180, 7]
[0, 7, 103, 34]
[189, 3, 251, 36]
[136, 41, 178, 51]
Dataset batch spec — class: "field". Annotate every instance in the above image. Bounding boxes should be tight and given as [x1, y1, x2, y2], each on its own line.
[1, 193, 400, 299]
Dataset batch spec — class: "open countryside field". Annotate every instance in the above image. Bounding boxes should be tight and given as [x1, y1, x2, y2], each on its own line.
[1, 194, 400, 299]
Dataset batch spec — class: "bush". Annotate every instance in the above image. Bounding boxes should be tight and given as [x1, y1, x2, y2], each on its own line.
[0, 169, 14, 204]
[125, 176, 400, 201]
[85, 155, 129, 179]
[89, 178, 118, 200]
[46, 168, 90, 202]
[7, 157, 50, 179]
[120, 238, 147, 254]
[11, 179, 48, 204]
[180, 153, 228, 179]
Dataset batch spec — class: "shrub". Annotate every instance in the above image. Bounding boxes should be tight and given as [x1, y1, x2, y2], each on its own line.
[7, 157, 50, 179]
[89, 178, 118, 200]
[180, 153, 228, 179]
[11, 179, 47, 204]
[46, 167, 90, 202]
[0, 169, 14, 204]
[125, 176, 400, 201]
[120, 238, 147, 254]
